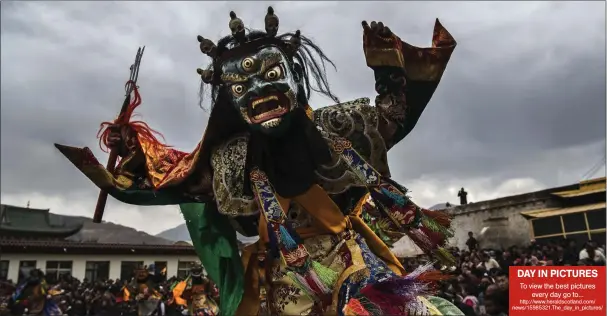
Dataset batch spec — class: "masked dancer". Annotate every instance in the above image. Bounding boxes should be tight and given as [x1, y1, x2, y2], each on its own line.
[57, 7, 463, 316]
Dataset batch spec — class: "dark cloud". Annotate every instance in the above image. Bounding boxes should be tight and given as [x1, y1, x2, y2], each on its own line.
[1, 2, 604, 232]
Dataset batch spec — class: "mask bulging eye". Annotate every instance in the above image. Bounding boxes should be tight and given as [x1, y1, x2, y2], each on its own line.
[264, 65, 283, 81]
[242, 58, 255, 72]
[231, 84, 246, 96]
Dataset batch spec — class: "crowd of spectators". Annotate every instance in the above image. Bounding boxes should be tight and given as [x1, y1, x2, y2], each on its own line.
[0, 273, 213, 316]
[1, 231, 605, 316]
[401, 232, 606, 316]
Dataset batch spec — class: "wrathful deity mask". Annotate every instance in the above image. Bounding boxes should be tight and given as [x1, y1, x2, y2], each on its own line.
[221, 46, 300, 133]
[195, 8, 338, 136]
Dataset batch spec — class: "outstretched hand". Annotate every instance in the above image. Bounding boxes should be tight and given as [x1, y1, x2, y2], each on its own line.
[362, 20, 399, 49]
[361, 20, 404, 69]
[362, 20, 394, 39]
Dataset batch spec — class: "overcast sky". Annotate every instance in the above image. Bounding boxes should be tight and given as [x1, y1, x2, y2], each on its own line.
[1, 1, 605, 235]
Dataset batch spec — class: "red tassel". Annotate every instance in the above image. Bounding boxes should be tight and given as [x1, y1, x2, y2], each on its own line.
[422, 209, 452, 228]
[97, 81, 169, 154]
[343, 298, 371, 316]
[404, 229, 434, 254]
[358, 288, 405, 315]
[417, 270, 450, 283]
[420, 226, 446, 247]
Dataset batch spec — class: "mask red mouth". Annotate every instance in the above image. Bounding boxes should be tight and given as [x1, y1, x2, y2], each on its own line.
[248, 94, 290, 124]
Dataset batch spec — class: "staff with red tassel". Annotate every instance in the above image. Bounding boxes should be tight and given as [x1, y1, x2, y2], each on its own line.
[91, 47, 145, 223]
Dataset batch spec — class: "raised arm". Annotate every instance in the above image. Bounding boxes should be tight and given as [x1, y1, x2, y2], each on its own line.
[363, 19, 456, 150]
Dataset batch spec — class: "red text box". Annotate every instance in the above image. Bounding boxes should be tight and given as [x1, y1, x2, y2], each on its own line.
[510, 266, 606, 316]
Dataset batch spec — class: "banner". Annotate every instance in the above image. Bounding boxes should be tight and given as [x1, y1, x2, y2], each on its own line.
[510, 266, 606, 316]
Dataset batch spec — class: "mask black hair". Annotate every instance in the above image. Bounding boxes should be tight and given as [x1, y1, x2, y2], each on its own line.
[198, 30, 340, 110]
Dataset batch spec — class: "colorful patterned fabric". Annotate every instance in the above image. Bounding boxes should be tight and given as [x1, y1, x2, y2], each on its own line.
[249, 162, 456, 315]
[11, 278, 62, 316]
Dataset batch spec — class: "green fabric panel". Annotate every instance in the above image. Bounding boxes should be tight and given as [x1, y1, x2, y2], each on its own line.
[179, 203, 243, 316]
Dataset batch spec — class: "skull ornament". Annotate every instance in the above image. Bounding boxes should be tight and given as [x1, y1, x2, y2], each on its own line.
[265, 7, 279, 37]
[229, 11, 246, 41]
[197, 35, 217, 58]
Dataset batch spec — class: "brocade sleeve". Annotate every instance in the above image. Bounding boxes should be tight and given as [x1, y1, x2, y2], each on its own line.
[366, 19, 457, 150]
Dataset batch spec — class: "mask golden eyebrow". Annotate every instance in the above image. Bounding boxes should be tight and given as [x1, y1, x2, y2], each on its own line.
[221, 72, 249, 83]
[257, 53, 283, 75]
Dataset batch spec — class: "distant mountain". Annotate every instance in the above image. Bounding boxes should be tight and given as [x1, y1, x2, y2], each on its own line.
[49, 213, 174, 245]
[154, 224, 185, 242]
[156, 223, 259, 246]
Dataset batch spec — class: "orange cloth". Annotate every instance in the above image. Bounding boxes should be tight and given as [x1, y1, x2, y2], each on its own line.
[293, 185, 405, 275]
[122, 286, 130, 302]
[171, 281, 188, 306]
[236, 243, 262, 315]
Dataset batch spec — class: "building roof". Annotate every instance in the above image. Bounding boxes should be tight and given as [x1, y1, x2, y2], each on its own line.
[520, 202, 606, 219]
[551, 177, 606, 198]
[520, 178, 606, 218]
[0, 204, 83, 238]
[0, 238, 196, 255]
[446, 177, 606, 216]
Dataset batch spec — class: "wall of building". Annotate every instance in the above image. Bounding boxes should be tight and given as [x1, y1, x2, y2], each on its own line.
[2, 253, 199, 282]
[446, 188, 563, 250]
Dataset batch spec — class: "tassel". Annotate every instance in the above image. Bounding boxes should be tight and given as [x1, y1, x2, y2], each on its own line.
[306, 269, 331, 294]
[343, 298, 371, 316]
[380, 187, 406, 206]
[357, 275, 433, 316]
[356, 289, 408, 315]
[279, 224, 298, 251]
[361, 277, 430, 298]
[405, 261, 435, 278]
[417, 270, 450, 284]
[310, 261, 338, 288]
[375, 224, 396, 247]
[356, 297, 383, 316]
[286, 271, 315, 300]
[97, 83, 169, 155]
[302, 271, 324, 295]
[421, 217, 454, 240]
[404, 229, 434, 254]
[406, 262, 450, 287]
[368, 192, 400, 229]
[284, 221, 303, 244]
[433, 247, 456, 265]
[422, 209, 452, 228]
[419, 226, 446, 247]
[371, 188, 421, 229]
[369, 189, 392, 208]
[266, 222, 280, 259]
